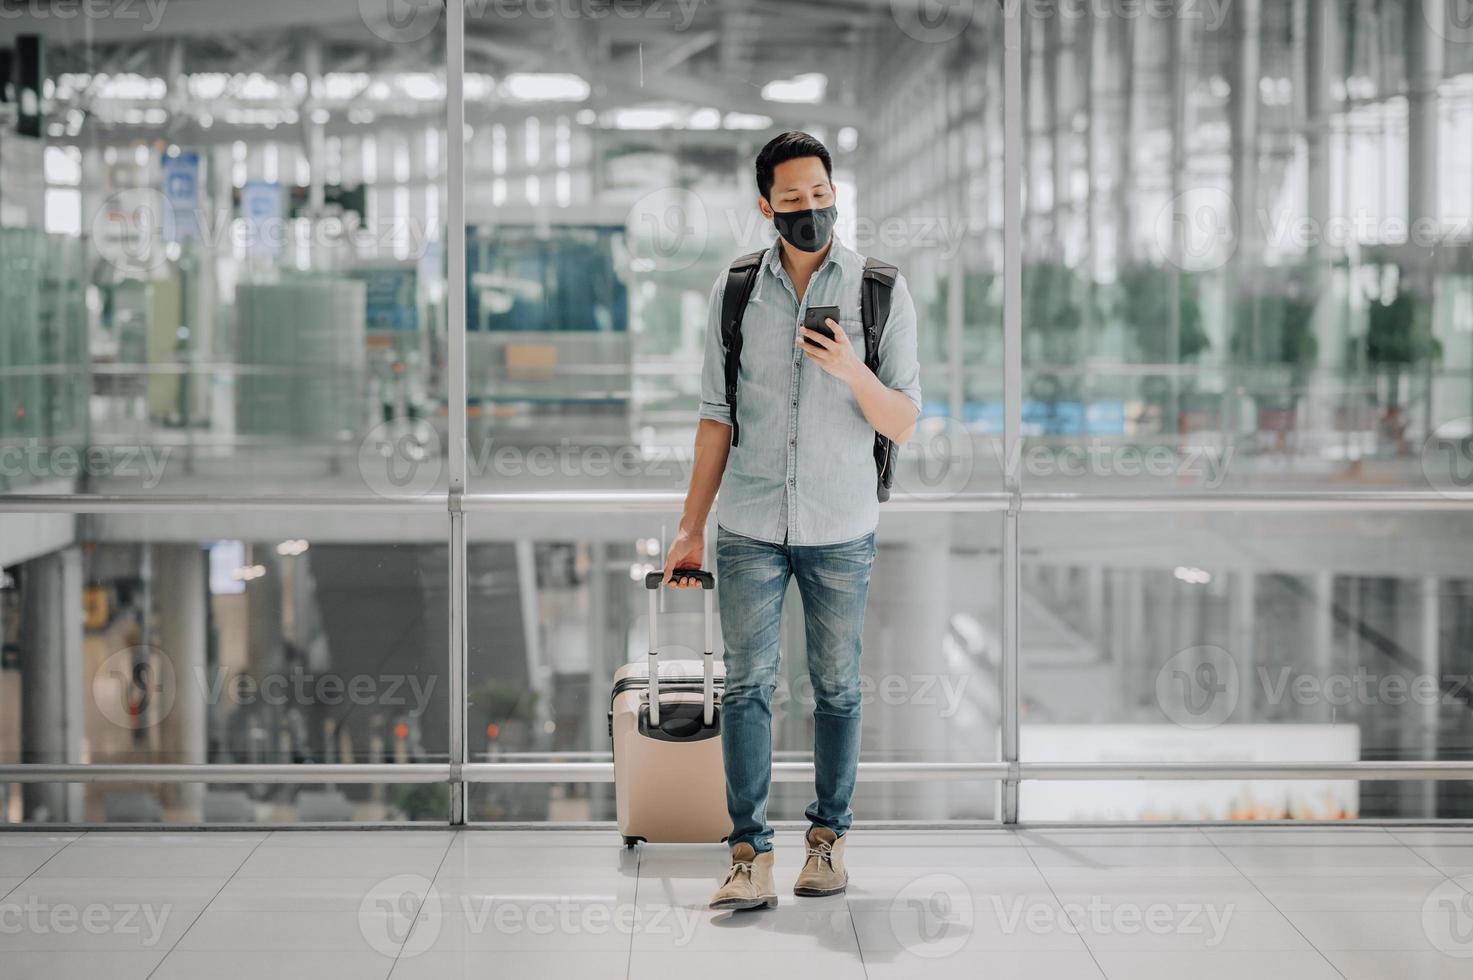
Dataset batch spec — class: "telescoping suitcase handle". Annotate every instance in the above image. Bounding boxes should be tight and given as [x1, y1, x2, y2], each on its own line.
[643, 569, 716, 728]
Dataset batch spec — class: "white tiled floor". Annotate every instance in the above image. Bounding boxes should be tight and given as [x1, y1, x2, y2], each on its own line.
[0, 827, 1471, 979]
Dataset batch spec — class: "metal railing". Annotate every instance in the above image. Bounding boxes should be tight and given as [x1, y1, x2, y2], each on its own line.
[6, 760, 1471, 786]
[8, 489, 1473, 515]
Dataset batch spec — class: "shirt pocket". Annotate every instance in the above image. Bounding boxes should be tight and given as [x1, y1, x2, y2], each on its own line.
[810, 316, 870, 430]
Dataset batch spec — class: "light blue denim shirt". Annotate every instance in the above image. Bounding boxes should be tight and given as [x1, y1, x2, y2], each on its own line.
[699, 236, 923, 546]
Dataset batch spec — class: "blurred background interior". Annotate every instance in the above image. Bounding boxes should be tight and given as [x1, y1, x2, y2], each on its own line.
[0, 0, 1471, 825]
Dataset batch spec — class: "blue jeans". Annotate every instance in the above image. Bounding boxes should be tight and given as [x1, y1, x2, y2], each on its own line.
[716, 524, 876, 854]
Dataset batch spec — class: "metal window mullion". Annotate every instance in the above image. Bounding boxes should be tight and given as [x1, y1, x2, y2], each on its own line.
[446, 0, 468, 826]
[1000, 0, 1024, 826]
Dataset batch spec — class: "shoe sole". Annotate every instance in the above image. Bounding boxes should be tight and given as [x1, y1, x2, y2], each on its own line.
[794, 876, 849, 898]
[709, 896, 778, 911]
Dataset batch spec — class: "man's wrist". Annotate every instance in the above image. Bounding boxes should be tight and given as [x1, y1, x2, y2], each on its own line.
[845, 360, 876, 392]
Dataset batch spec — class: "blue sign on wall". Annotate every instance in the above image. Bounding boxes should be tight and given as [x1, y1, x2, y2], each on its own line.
[352, 267, 420, 332]
[161, 150, 200, 243]
[465, 224, 628, 333]
[240, 180, 282, 258]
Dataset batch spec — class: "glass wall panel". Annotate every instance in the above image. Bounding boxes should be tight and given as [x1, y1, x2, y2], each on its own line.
[1019, 509, 1473, 820]
[0, 510, 448, 824]
[459, 2, 1010, 824]
[458, 1, 1004, 497]
[467, 512, 1003, 823]
[453, 3, 1013, 819]
[1018, 0, 1473, 494]
[0, 1, 449, 497]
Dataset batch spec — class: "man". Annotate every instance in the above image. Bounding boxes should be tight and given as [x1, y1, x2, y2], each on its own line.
[660, 131, 922, 910]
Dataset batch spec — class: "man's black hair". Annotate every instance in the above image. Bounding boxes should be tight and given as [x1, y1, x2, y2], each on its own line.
[754, 131, 833, 201]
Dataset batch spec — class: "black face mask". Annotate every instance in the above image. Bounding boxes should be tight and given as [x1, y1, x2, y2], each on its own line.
[771, 204, 837, 253]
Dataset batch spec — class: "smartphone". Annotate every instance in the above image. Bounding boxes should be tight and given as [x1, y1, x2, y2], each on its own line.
[802, 305, 841, 346]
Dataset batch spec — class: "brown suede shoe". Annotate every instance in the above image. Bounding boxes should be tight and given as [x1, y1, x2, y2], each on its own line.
[709, 842, 778, 910]
[793, 826, 848, 897]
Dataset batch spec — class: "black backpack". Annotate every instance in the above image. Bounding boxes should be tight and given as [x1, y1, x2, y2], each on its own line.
[719, 249, 899, 502]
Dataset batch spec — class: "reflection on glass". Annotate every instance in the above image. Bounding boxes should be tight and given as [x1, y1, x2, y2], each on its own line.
[0, 515, 446, 823]
[1020, 510, 1473, 820]
[1, 1, 448, 495]
[467, 516, 1002, 823]
[1019, 2, 1473, 492]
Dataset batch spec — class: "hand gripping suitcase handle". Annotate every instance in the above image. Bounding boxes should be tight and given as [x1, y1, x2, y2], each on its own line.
[644, 569, 713, 590]
[643, 569, 717, 727]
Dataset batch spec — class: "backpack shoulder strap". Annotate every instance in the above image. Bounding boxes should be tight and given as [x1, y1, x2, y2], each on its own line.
[720, 249, 766, 446]
[861, 256, 900, 502]
[860, 256, 898, 370]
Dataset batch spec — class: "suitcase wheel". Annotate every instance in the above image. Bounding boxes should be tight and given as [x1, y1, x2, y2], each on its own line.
[622, 836, 645, 849]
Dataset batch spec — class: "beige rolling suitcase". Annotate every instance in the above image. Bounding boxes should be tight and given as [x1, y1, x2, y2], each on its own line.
[609, 569, 727, 847]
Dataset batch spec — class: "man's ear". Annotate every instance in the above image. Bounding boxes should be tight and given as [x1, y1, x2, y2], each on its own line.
[757, 195, 773, 220]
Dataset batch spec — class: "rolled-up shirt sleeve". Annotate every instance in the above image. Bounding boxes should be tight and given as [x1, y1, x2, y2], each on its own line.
[698, 272, 733, 426]
[876, 271, 923, 413]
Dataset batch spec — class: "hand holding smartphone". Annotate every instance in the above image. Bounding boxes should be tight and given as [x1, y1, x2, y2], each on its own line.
[801, 305, 841, 346]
